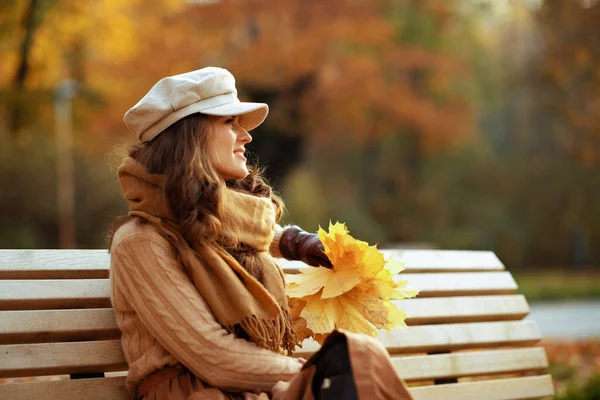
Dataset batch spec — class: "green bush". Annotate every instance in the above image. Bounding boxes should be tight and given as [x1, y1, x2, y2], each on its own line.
[515, 271, 600, 301]
[0, 134, 126, 249]
[555, 373, 600, 400]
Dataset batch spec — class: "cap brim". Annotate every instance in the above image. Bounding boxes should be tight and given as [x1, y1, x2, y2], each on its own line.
[201, 102, 269, 131]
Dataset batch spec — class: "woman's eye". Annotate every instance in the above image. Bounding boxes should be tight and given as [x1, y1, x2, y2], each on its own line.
[225, 118, 235, 125]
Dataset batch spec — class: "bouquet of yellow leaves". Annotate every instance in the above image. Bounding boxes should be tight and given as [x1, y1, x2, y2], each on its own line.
[285, 222, 419, 344]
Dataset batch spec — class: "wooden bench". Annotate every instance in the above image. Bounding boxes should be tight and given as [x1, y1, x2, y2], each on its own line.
[0, 249, 555, 399]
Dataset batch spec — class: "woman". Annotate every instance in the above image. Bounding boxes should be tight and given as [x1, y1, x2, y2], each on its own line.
[109, 67, 413, 400]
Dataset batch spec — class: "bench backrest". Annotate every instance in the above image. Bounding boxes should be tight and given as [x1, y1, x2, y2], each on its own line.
[0, 249, 554, 399]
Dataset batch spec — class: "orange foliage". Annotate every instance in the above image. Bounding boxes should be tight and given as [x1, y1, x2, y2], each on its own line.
[543, 339, 600, 394]
[534, 1, 600, 166]
[2, 0, 473, 154]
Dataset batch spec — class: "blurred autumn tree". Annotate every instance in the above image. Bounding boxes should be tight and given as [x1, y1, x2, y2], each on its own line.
[196, 0, 476, 242]
[0, 0, 474, 245]
[532, 0, 600, 167]
[484, 0, 600, 266]
[1, 0, 599, 270]
[530, 0, 600, 266]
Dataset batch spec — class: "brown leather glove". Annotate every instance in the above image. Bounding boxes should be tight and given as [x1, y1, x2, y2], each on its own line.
[279, 226, 333, 268]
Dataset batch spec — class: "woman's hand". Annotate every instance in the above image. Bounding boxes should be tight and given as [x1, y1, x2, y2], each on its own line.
[271, 358, 306, 399]
[279, 226, 332, 268]
[271, 380, 291, 399]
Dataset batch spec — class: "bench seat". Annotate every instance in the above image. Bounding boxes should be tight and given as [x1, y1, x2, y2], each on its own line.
[0, 249, 555, 399]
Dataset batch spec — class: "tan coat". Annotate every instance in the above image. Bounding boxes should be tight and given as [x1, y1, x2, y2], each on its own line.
[112, 220, 414, 400]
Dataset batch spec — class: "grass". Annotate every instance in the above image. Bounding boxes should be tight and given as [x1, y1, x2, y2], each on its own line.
[513, 270, 600, 302]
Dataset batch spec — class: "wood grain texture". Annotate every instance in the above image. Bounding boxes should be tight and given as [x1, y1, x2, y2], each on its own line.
[380, 249, 505, 271]
[399, 295, 530, 325]
[0, 250, 110, 279]
[0, 309, 119, 345]
[410, 375, 555, 400]
[283, 250, 505, 273]
[0, 375, 554, 400]
[296, 320, 541, 356]
[0, 340, 548, 381]
[0, 272, 518, 311]
[0, 280, 111, 310]
[0, 249, 504, 279]
[397, 272, 518, 297]
[0, 295, 530, 344]
[0, 340, 127, 378]
[0, 376, 129, 400]
[395, 347, 549, 381]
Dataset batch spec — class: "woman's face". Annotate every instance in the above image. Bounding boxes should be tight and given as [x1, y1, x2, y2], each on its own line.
[207, 115, 252, 180]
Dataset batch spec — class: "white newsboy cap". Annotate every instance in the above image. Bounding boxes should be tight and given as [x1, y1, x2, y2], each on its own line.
[124, 67, 269, 143]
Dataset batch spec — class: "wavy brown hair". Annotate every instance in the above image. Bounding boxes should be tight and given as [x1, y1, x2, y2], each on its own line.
[107, 113, 284, 252]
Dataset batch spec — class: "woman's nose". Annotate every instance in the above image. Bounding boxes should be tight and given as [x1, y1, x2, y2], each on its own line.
[238, 127, 252, 144]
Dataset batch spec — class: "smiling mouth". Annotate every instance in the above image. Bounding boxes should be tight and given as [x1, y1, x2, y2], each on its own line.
[234, 151, 247, 161]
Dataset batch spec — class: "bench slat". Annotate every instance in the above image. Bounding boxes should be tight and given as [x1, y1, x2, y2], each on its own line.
[381, 249, 505, 271]
[396, 272, 517, 297]
[0, 295, 530, 345]
[377, 320, 541, 354]
[0, 374, 553, 400]
[103, 348, 549, 382]
[0, 335, 548, 381]
[1, 321, 541, 378]
[0, 340, 127, 378]
[0, 250, 110, 279]
[0, 376, 129, 400]
[0, 309, 119, 345]
[0, 280, 111, 310]
[411, 375, 555, 400]
[396, 347, 548, 382]
[0, 249, 504, 279]
[400, 295, 529, 325]
[296, 320, 541, 356]
[284, 250, 505, 273]
[0, 273, 518, 311]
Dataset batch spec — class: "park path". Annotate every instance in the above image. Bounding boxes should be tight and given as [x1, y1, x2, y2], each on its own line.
[528, 300, 600, 339]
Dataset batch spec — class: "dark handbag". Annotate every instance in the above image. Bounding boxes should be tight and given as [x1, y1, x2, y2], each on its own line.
[303, 331, 359, 400]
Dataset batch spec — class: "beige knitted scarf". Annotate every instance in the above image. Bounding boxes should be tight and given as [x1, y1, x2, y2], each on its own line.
[118, 157, 297, 355]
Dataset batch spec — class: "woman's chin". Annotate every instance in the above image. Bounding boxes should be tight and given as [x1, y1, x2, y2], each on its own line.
[221, 167, 249, 181]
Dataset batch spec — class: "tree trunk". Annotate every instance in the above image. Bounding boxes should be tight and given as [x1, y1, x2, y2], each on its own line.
[9, 0, 40, 137]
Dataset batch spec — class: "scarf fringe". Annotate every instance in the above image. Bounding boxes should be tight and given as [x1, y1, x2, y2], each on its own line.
[232, 309, 298, 356]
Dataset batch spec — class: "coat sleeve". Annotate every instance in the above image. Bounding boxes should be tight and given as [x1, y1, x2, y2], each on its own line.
[111, 233, 302, 393]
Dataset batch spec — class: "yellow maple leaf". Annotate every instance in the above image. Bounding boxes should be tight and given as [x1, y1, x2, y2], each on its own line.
[382, 256, 405, 275]
[317, 221, 349, 254]
[319, 222, 387, 298]
[340, 285, 390, 331]
[327, 295, 378, 337]
[285, 222, 419, 344]
[385, 301, 409, 330]
[300, 293, 336, 334]
[287, 222, 384, 299]
[288, 298, 313, 342]
[362, 275, 419, 300]
[285, 267, 333, 298]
